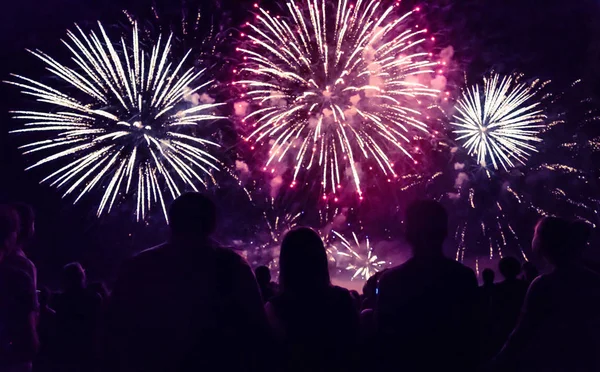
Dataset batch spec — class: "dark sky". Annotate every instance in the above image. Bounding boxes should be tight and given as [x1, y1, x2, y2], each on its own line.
[0, 0, 598, 287]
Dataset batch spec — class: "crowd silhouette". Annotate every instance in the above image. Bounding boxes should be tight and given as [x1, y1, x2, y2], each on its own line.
[1, 194, 599, 371]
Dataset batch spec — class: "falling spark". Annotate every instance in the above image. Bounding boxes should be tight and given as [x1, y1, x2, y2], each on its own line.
[452, 74, 547, 170]
[237, 0, 438, 195]
[7, 22, 225, 221]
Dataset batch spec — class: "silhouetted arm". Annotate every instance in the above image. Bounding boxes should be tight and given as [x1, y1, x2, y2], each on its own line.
[491, 277, 547, 370]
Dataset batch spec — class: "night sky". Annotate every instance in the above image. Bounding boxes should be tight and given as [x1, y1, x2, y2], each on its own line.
[1, 0, 599, 288]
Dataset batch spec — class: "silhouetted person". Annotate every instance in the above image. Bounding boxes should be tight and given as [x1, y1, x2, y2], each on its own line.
[266, 227, 359, 372]
[482, 268, 495, 287]
[34, 287, 56, 372]
[255, 265, 277, 303]
[105, 193, 271, 372]
[375, 200, 478, 371]
[6, 203, 37, 287]
[0, 205, 38, 371]
[492, 257, 528, 355]
[521, 262, 539, 285]
[480, 268, 497, 362]
[493, 217, 600, 371]
[53, 262, 101, 371]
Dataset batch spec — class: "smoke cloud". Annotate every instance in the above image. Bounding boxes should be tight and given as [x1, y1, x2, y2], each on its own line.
[454, 172, 469, 188]
[270, 175, 283, 198]
[234, 101, 249, 116]
[235, 160, 249, 174]
[199, 93, 215, 104]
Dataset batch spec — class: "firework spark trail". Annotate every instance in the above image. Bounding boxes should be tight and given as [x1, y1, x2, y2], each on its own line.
[396, 73, 596, 262]
[7, 22, 225, 221]
[451, 74, 548, 170]
[263, 206, 302, 243]
[331, 230, 386, 279]
[440, 73, 599, 262]
[237, 0, 439, 197]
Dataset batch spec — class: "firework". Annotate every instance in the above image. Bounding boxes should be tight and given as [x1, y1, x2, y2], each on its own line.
[7, 22, 225, 221]
[330, 230, 386, 280]
[398, 78, 599, 261]
[451, 73, 547, 170]
[236, 0, 439, 197]
[123, 0, 231, 70]
[242, 201, 303, 275]
[263, 208, 302, 244]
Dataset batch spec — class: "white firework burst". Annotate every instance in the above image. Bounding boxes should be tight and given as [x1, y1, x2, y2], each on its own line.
[7, 22, 225, 221]
[451, 73, 547, 170]
[331, 230, 386, 280]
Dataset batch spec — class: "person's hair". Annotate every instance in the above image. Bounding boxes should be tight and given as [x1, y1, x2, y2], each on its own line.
[405, 200, 448, 254]
[533, 216, 574, 266]
[168, 193, 217, 237]
[0, 205, 19, 251]
[11, 202, 35, 245]
[482, 268, 495, 284]
[255, 265, 272, 284]
[498, 257, 521, 280]
[63, 262, 86, 289]
[279, 227, 330, 293]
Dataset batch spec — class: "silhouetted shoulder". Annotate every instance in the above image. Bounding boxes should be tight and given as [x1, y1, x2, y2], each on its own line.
[377, 261, 409, 287]
[531, 266, 600, 293]
[122, 243, 172, 269]
[132, 243, 171, 261]
[4, 253, 36, 282]
[383, 257, 475, 279]
[330, 285, 352, 296]
[214, 246, 249, 268]
[327, 285, 354, 302]
[444, 257, 477, 278]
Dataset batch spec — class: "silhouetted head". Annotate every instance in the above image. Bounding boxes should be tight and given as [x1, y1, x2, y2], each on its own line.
[405, 200, 448, 256]
[168, 193, 217, 241]
[11, 202, 35, 247]
[63, 262, 86, 291]
[255, 265, 272, 286]
[482, 268, 495, 286]
[571, 219, 592, 252]
[533, 216, 575, 268]
[279, 227, 330, 293]
[522, 262, 539, 282]
[0, 205, 19, 258]
[498, 257, 521, 280]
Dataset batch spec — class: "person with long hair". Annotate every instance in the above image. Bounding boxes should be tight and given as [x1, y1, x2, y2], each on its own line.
[266, 227, 359, 372]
